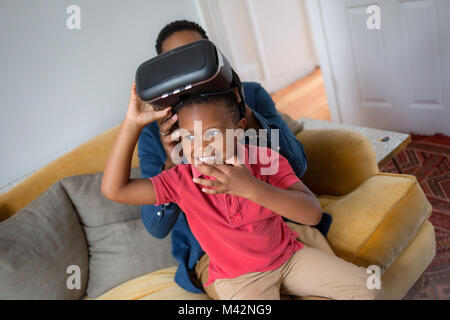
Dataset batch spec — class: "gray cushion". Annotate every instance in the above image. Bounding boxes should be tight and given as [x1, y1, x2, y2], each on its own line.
[0, 181, 89, 299]
[60, 167, 177, 298]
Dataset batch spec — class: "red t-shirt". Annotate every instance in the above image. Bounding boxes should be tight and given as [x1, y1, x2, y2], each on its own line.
[149, 144, 304, 286]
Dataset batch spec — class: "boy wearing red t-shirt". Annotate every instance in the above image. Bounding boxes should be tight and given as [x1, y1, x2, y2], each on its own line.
[101, 82, 383, 300]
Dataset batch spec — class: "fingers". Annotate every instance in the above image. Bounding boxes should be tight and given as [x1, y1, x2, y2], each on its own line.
[160, 114, 180, 149]
[194, 163, 226, 180]
[152, 106, 172, 122]
[192, 177, 218, 188]
[160, 132, 179, 150]
[129, 82, 138, 102]
[193, 177, 226, 194]
[213, 163, 231, 174]
[200, 187, 223, 195]
[225, 155, 245, 167]
[159, 112, 178, 135]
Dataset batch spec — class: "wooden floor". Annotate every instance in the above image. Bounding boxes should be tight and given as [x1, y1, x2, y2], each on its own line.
[271, 68, 331, 121]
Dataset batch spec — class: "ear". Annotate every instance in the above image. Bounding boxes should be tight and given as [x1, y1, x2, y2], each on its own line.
[237, 117, 247, 130]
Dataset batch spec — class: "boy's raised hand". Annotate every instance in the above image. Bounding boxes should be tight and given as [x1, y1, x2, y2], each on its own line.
[192, 155, 261, 198]
[125, 82, 172, 128]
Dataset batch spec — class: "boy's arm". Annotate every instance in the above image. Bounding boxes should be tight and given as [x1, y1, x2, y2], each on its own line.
[246, 181, 322, 226]
[102, 119, 158, 205]
[138, 123, 182, 239]
[101, 82, 172, 205]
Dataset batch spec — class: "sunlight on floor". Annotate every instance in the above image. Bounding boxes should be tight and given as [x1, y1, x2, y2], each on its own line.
[271, 68, 331, 121]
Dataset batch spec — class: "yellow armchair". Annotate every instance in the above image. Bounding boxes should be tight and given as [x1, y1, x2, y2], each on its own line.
[297, 129, 435, 299]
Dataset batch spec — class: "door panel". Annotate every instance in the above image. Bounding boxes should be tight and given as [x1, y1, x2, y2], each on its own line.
[347, 5, 392, 109]
[316, 0, 450, 134]
[400, 0, 444, 110]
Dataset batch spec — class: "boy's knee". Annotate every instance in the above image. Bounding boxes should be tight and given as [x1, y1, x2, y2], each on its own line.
[359, 273, 384, 300]
[352, 266, 384, 300]
[364, 266, 384, 300]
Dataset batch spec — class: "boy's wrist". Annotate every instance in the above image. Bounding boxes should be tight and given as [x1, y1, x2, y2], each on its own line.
[123, 117, 145, 131]
[241, 177, 266, 201]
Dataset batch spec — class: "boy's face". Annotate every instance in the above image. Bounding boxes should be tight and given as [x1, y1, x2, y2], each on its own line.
[176, 103, 246, 165]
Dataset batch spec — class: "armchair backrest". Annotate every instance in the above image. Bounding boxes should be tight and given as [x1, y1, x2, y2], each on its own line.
[296, 129, 379, 196]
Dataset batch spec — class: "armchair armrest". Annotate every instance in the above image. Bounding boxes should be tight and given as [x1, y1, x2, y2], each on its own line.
[322, 173, 432, 272]
[296, 129, 379, 196]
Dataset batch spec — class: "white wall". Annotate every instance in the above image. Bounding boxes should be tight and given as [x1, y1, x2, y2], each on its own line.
[216, 0, 264, 83]
[245, 0, 318, 92]
[0, 0, 202, 189]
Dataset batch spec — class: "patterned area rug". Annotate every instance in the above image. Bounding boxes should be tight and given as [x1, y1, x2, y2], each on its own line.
[379, 133, 449, 300]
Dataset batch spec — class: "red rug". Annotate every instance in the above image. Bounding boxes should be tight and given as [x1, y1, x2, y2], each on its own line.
[380, 133, 449, 300]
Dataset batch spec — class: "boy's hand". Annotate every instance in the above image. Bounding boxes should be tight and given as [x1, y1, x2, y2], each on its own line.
[192, 156, 261, 198]
[157, 112, 181, 170]
[125, 82, 172, 128]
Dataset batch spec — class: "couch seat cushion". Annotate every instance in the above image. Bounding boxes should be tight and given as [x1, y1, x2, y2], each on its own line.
[93, 267, 209, 300]
[322, 173, 432, 272]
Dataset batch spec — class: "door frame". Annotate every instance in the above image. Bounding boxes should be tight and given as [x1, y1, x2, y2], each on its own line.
[305, 0, 342, 123]
[195, 0, 268, 88]
[194, 0, 236, 68]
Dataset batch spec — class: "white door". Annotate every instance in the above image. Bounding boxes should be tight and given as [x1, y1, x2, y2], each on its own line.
[307, 0, 450, 135]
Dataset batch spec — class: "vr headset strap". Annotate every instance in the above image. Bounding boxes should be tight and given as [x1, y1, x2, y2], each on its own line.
[232, 69, 246, 119]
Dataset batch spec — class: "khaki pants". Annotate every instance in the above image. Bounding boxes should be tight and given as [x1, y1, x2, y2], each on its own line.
[194, 222, 383, 300]
[213, 246, 383, 300]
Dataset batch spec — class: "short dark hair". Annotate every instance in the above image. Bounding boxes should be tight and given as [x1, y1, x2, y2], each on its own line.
[155, 20, 208, 55]
[175, 92, 241, 125]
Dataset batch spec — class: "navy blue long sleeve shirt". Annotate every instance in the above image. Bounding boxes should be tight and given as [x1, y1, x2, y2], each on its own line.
[138, 82, 331, 293]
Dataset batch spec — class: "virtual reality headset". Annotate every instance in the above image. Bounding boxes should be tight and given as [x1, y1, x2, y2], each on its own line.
[135, 39, 246, 119]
